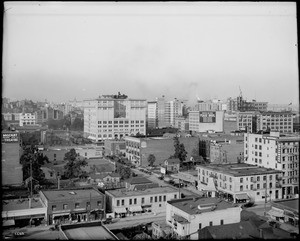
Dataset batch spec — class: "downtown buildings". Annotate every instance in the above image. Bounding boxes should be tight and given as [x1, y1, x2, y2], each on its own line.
[237, 111, 294, 133]
[83, 93, 147, 142]
[244, 131, 299, 199]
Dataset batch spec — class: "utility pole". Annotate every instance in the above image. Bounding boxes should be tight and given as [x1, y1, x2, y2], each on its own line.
[29, 157, 33, 209]
[264, 175, 268, 216]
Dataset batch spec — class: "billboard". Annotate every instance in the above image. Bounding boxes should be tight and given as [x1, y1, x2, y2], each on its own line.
[199, 111, 216, 123]
[2, 132, 19, 143]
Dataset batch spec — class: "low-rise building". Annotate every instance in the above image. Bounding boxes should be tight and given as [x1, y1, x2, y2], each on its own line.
[152, 220, 172, 239]
[164, 158, 180, 174]
[268, 198, 298, 227]
[196, 163, 283, 203]
[39, 187, 106, 225]
[104, 139, 126, 156]
[124, 177, 158, 191]
[2, 197, 47, 228]
[105, 186, 179, 218]
[124, 136, 199, 167]
[166, 196, 242, 239]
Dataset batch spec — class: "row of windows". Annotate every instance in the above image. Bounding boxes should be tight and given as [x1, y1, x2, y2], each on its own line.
[97, 120, 144, 124]
[116, 195, 176, 206]
[52, 201, 102, 211]
[97, 125, 145, 128]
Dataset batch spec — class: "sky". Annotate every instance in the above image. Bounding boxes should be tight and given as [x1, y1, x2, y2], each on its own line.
[2, 2, 299, 105]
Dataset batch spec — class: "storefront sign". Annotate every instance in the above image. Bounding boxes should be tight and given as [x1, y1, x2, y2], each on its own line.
[199, 112, 216, 123]
[2, 133, 19, 143]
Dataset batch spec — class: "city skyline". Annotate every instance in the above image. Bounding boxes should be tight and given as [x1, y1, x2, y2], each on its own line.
[3, 2, 299, 105]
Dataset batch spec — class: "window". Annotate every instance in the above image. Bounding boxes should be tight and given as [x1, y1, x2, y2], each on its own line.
[263, 176, 266, 181]
[150, 197, 153, 203]
[257, 184, 260, 189]
[163, 195, 166, 201]
[220, 220, 224, 225]
[159, 196, 162, 202]
[63, 204, 68, 210]
[209, 221, 213, 226]
[86, 202, 90, 208]
[154, 196, 157, 202]
[257, 192, 260, 195]
[257, 176, 260, 181]
[240, 178, 243, 183]
[97, 201, 102, 206]
[142, 198, 145, 204]
[240, 185, 243, 191]
[199, 223, 202, 230]
[75, 203, 80, 208]
[129, 199, 132, 205]
[174, 194, 177, 199]
[52, 205, 57, 211]
[117, 200, 120, 206]
[134, 198, 137, 204]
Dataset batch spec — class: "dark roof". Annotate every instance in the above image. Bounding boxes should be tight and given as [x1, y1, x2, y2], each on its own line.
[199, 221, 259, 239]
[125, 177, 152, 184]
[272, 198, 299, 212]
[166, 158, 180, 165]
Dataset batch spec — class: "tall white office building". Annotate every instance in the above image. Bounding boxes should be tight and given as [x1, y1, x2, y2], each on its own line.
[84, 94, 146, 142]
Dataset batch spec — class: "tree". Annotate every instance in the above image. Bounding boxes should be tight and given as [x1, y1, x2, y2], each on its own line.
[147, 154, 156, 167]
[116, 162, 132, 180]
[20, 146, 50, 187]
[171, 136, 187, 166]
[63, 149, 88, 179]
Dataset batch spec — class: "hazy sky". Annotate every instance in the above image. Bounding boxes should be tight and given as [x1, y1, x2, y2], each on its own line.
[2, 2, 299, 105]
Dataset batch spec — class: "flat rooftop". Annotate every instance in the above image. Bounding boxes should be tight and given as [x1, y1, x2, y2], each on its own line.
[2, 198, 44, 211]
[272, 198, 299, 212]
[106, 186, 178, 198]
[61, 223, 117, 240]
[168, 197, 238, 215]
[41, 188, 103, 202]
[196, 163, 282, 177]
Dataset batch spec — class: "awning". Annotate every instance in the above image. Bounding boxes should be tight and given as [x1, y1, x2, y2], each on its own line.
[268, 209, 284, 218]
[114, 207, 127, 213]
[128, 206, 143, 212]
[142, 204, 152, 208]
[52, 213, 70, 218]
[235, 193, 249, 200]
[3, 219, 15, 226]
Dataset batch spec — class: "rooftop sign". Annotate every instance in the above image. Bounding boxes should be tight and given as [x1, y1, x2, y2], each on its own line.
[2, 132, 19, 143]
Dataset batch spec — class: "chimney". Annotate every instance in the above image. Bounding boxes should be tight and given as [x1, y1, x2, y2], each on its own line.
[58, 176, 60, 190]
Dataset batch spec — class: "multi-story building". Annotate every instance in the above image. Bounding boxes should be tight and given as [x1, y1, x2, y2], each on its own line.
[1, 130, 23, 186]
[166, 196, 242, 239]
[124, 136, 199, 167]
[174, 116, 189, 132]
[105, 186, 179, 218]
[83, 93, 146, 142]
[19, 112, 37, 126]
[196, 163, 283, 203]
[36, 107, 64, 124]
[39, 188, 106, 225]
[189, 110, 224, 133]
[196, 100, 224, 112]
[227, 97, 268, 113]
[147, 101, 158, 129]
[244, 132, 299, 199]
[237, 111, 294, 134]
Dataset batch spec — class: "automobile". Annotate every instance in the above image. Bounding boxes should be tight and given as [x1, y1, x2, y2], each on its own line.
[103, 217, 112, 224]
[13, 232, 26, 238]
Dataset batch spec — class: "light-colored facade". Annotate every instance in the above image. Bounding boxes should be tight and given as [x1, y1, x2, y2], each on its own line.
[174, 116, 189, 131]
[189, 110, 224, 133]
[237, 111, 294, 134]
[166, 197, 242, 239]
[105, 186, 179, 218]
[19, 112, 37, 126]
[196, 163, 283, 203]
[83, 94, 146, 142]
[147, 101, 158, 129]
[124, 136, 200, 167]
[244, 132, 299, 199]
